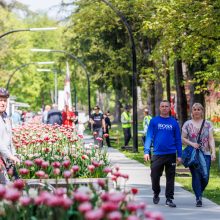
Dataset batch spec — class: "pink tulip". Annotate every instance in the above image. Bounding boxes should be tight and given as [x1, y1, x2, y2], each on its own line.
[74, 191, 90, 203]
[103, 167, 112, 174]
[4, 188, 21, 202]
[63, 170, 72, 179]
[63, 160, 71, 169]
[13, 179, 25, 190]
[97, 179, 106, 188]
[88, 165, 95, 172]
[103, 133, 109, 138]
[78, 202, 92, 213]
[60, 197, 73, 210]
[126, 216, 139, 220]
[107, 211, 122, 220]
[35, 170, 45, 179]
[72, 165, 80, 173]
[55, 187, 67, 197]
[19, 168, 29, 176]
[145, 211, 164, 220]
[19, 196, 32, 206]
[101, 201, 118, 212]
[126, 202, 139, 213]
[24, 160, 33, 167]
[34, 158, 43, 166]
[85, 208, 104, 220]
[41, 161, 49, 169]
[108, 192, 125, 203]
[53, 168, 60, 176]
[92, 160, 100, 167]
[52, 161, 61, 168]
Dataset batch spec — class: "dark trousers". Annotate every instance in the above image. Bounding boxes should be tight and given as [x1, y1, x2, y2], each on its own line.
[189, 155, 211, 200]
[151, 154, 176, 199]
[105, 128, 111, 147]
[123, 128, 131, 146]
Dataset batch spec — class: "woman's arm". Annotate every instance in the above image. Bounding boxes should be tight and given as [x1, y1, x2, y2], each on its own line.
[209, 130, 216, 161]
[181, 131, 200, 149]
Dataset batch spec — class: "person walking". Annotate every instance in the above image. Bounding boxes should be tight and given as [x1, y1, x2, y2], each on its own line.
[62, 105, 75, 127]
[103, 112, 111, 147]
[182, 103, 216, 207]
[42, 105, 51, 124]
[142, 108, 152, 144]
[0, 88, 20, 184]
[47, 104, 62, 125]
[121, 105, 132, 149]
[89, 106, 106, 147]
[144, 100, 182, 208]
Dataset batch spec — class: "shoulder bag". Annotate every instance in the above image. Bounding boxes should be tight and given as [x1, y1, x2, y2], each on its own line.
[182, 119, 205, 168]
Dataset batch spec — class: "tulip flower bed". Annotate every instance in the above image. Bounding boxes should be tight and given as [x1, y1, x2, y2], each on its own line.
[12, 124, 110, 180]
[0, 166, 164, 220]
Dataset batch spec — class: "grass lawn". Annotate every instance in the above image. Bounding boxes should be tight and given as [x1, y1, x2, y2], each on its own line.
[109, 123, 220, 205]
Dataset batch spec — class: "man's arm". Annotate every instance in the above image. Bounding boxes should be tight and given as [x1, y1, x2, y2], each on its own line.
[144, 120, 154, 161]
[175, 122, 182, 161]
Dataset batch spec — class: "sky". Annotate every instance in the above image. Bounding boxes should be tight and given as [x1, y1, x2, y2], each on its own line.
[16, 0, 62, 11]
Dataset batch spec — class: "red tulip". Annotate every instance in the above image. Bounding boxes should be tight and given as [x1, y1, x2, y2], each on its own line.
[131, 188, 138, 195]
[52, 161, 61, 168]
[13, 179, 25, 191]
[63, 160, 71, 169]
[34, 158, 43, 166]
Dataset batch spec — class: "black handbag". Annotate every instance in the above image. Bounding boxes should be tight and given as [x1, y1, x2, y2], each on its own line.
[182, 119, 205, 168]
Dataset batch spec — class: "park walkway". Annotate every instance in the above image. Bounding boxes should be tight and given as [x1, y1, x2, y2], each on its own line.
[83, 135, 220, 220]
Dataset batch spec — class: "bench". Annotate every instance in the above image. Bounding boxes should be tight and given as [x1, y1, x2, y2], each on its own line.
[176, 167, 191, 177]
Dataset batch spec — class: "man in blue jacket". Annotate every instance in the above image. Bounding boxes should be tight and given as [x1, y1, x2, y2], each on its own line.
[144, 100, 182, 208]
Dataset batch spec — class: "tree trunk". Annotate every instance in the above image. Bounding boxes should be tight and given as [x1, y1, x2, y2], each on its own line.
[174, 59, 188, 127]
[113, 89, 122, 123]
[147, 80, 155, 116]
[188, 64, 205, 108]
[163, 55, 171, 102]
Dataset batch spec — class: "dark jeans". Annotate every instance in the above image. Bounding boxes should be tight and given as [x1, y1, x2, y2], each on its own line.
[93, 127, 103, 148]
[189, 155, 211, 200]
[105, 128, 111, 147]
[123, 128, 131, 146]
[151, 154, 176, 199]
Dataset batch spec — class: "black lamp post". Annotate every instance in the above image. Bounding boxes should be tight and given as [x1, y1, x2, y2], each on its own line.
[100, 0, 138, 152]
[31, 49, 91, 117]
[0, 27, 57, 39]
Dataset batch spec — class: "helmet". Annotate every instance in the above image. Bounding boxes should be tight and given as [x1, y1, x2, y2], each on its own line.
[0, 88, 9, 98]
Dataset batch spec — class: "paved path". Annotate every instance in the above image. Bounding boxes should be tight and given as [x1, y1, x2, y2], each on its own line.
[84, 135, 220, 220]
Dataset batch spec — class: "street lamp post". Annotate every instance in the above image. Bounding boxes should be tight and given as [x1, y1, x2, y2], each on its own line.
[99, 0, 138, 152]
[31, 49, 91, 117]
[0, 27, 57, 39]
[6, 61, 55, 90]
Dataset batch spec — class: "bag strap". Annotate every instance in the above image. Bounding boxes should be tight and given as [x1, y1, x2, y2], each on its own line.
[197, 119, 205, 144]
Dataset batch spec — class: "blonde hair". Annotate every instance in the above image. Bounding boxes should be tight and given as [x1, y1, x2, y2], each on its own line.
[191, 103, 204, 119]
